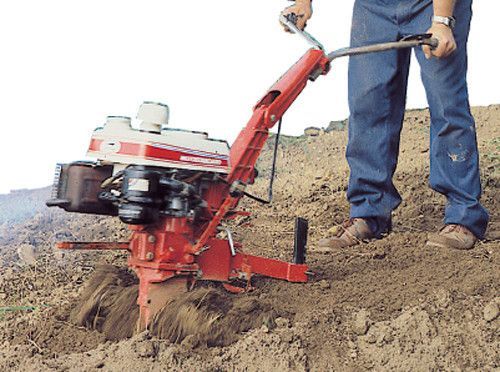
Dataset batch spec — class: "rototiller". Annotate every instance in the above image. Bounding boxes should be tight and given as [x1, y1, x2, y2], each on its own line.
[47, 15, 437, 330]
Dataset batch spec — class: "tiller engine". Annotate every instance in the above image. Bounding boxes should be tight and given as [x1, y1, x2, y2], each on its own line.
[47, 16, 437, 330]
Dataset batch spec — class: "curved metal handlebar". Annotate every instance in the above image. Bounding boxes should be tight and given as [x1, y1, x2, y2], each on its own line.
[279, 14, 439, 62]
[327, 34, 438, 61]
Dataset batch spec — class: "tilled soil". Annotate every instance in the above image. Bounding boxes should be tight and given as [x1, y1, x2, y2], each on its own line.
[69, 265, 276, 346]
[0, 106, 498, 371]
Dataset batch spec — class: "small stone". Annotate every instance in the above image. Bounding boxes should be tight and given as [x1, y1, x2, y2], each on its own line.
[132, 331, 151, 342]
[304, 127, 321, 137]
[376, 332, 386, 346]
[318, 280, 331, 290]
[275, 317, 291, 328]
[262, 314, 277, 330]
[365, 331, 377, 344]
[327, 225, 341, 236]
[435, 289, 452, 309]
[483, 301, 499, 322]
[136, 342, 156, 358]
[281, 330, 294, 343]
[180, 335, 198, 349]
[353, 309, 370, 336]
[382, 331, 394, 343]
[16, 244, 37, 265]
[372, 250, 386, 260]
[464, 310, 474, 321]
[53, 250, 65, 262]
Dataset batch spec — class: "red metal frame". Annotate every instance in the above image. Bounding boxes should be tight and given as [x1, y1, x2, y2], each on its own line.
[58, 48, 330, 330]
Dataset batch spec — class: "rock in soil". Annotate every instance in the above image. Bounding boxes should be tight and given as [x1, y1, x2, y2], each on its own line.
[483, 300, 499, 322]
[352, 309, 371, 336]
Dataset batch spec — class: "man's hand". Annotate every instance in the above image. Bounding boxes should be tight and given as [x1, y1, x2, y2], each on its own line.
[281, 0, 312, 31]
[423, 23, 457, 59]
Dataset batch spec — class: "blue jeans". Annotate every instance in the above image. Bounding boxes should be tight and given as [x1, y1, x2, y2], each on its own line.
[347, 0, 489, 239]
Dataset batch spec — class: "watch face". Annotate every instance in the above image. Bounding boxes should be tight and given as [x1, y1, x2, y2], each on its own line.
[433, 15, 456, 29]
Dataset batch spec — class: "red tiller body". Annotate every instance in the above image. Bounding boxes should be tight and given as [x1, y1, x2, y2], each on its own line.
[58, 48, 331, 330]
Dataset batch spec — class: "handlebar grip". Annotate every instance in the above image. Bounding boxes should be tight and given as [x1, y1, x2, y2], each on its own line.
[425, 37, 439, 49]
[401, 33, 438, 49]
[284, 12, 299, 26]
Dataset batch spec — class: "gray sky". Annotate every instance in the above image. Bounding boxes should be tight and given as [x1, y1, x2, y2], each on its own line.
[0, 1, 498, 194]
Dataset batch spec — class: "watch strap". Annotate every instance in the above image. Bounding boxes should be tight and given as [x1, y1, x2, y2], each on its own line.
[432, 15, 456, 29]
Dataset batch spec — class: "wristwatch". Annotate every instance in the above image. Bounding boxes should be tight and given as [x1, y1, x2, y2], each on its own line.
[432, 15, 456, 30]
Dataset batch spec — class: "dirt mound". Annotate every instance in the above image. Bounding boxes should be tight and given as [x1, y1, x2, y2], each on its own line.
[355, 294, 500, 370]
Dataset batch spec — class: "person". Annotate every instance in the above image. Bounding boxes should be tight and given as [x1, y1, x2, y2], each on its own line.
[281, 0, 488, 250]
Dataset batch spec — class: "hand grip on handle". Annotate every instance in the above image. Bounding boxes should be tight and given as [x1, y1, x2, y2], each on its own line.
[279, 13, 324, 50]
[401, 33, 439, 49]
[283, 13, 300, 28]
[425, 38, 439, 49]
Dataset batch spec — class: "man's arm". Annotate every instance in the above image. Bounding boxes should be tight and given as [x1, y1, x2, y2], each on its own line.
[281, 0, 312, 31]
[423, 0, 457, 59]
[434, 0, 456, 17]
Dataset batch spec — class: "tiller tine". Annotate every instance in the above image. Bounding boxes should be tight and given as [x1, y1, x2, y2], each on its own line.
[135, 275, 189, 332]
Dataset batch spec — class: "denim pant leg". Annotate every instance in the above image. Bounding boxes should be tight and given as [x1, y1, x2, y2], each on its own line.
[404, 0, 489, 238]
[347, 1, 411, 236]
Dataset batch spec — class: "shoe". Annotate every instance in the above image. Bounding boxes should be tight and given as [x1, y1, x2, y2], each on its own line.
[317, 218, 376, 250]
[426, 224, 477, 250]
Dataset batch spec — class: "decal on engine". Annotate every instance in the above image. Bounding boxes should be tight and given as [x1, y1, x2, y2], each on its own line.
[179, 155, 222, 165]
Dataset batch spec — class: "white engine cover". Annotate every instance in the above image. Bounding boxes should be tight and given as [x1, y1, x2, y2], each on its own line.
[87, 116, 230, 174]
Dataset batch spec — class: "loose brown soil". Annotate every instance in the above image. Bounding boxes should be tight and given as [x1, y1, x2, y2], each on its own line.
[70, 265, 139, 341]
[69, 265, 276, 346]
[0, 106, 498, 371]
